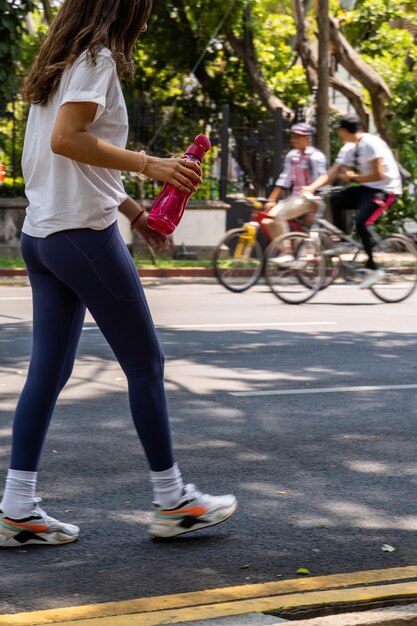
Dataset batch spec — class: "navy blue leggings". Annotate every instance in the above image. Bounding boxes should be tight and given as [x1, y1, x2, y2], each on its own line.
[11, 222, 174, 472]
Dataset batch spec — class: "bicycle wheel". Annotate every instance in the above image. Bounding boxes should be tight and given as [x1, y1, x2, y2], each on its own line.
[213, 228, 264, 292]
[370, 234, 417, 303]
[264, 232, 324, 304]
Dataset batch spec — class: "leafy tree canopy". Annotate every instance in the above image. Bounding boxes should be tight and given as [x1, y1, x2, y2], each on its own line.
[0, 0, 36, 105]
[1, 0, 417, 207]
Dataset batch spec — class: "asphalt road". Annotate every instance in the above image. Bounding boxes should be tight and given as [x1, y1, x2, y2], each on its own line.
[2, 279, 417, 614]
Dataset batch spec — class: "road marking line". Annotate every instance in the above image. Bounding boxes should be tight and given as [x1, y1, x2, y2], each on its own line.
[0, 315, 336, 330]
[230, 383, 417, 397]
[162, 321, 337, 329]
[2, 566, 417, 626]
[8, 580, 417, 626]
[80, 321, 338, 332]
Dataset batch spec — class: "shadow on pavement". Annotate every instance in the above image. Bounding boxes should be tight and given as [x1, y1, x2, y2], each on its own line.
[1, 321, 417, 613]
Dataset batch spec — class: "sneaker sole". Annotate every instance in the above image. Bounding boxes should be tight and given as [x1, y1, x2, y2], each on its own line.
[149, 501, 238, 539]
[359, 276, 384, 289]
[0, 529, 79, 548]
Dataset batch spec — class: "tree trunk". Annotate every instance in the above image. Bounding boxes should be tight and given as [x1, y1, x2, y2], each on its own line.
[225, 29, 291, 117]
[328, 15, 392, 139]
[292, 0, 369, 129]
[329, 74, 369, 129]
[41, 0, 54, 24]
[291, 0, 317, 91]
[316, 0, 330, 158]
[224, 5, 293, 118]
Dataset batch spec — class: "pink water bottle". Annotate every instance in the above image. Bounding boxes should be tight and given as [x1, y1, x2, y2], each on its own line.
[147, 134, 211, 235]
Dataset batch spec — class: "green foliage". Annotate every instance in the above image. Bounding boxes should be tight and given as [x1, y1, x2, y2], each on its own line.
[0, 94, 30, 187]
[0, 255, 26, 268]
[1, 0, 417, 234]
[337, 0, 417, 227]
[341, 0, 417, 90]
[0, 7, 48, 191]
[385, 76, 417, 225]
[0, 0, 35, 104]
[20, 12, 48, 74]
[341, 0, 410, 39]
[251, 11, 309, 109]
[128, 0, 308, 145]
[375, 190, 417, 235]
[122, 0, 308, 197]
[0, 175, 25, 196]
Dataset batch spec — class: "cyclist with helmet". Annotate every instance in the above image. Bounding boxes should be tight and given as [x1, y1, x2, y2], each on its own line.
[263, 122, 327, 263]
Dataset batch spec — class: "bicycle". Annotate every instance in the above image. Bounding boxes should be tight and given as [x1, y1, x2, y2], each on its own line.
[212, 197, 313, 293]
[264, 188, 417, 304]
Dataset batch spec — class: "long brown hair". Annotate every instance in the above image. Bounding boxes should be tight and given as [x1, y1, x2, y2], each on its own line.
[24, 0, 153, 105]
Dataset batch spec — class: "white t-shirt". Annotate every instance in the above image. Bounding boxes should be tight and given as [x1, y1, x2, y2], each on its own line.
[22, 47, 128, 238]
[335, 133, 402, 195]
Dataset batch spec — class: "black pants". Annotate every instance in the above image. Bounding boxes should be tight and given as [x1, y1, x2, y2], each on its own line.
[330, 185, 388, 269]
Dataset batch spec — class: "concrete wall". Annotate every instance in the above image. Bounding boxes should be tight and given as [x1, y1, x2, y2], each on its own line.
[0, 198, 230, 258]
[0, 198, 27, 256]
[174, 209, 227, 247]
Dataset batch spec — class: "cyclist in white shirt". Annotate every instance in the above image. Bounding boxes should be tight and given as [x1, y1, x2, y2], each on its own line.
[263, 123, 327, 264]
[303, 115, 402, 289]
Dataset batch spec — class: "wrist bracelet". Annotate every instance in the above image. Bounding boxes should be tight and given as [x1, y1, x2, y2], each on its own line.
[130, 208, 145, 229]
[137, 150, 148, 176]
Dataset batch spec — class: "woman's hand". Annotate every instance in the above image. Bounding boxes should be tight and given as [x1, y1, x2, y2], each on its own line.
[145, 156, 203, 193]
[132, 210, 174, 254]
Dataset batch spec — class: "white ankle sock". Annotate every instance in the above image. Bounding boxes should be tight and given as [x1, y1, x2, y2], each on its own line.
[150, 463, 184, 509]
[1, 469, 38, 519]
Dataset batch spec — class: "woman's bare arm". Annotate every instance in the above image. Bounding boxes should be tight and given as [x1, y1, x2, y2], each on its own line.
[119, 197, 173, 254]
[51, 102, 203, 192]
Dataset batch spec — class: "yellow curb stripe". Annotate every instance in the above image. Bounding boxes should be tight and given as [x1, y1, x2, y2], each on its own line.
[2, 566, 417, 626]
[12, 581, 417, 626]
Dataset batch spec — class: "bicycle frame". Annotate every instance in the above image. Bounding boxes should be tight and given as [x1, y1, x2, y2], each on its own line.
[234, 198, 308, 261]
[234, 222, 259, 258]
[232, 208, 274, 260]
[306, 191, 388, 254]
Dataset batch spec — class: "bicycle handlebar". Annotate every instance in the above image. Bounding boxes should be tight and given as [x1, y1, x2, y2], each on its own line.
[246, 186, 344, 206]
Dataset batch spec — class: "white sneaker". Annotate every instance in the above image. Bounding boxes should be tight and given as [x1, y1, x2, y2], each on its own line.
[270, 254, 295, 266]
[359, 268, 385, 289]
[149, 483, 237, 539]
[0, 498, 79, 548]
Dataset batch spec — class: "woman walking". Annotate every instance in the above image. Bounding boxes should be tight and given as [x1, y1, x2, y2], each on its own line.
[0, 0, 236, 547]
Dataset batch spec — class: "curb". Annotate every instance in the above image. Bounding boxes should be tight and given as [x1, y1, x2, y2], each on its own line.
[0, 268, 28, 277]
[0, 267, 215, 279]
[3, 567, 417, 626]
[0, 267, 218, 287]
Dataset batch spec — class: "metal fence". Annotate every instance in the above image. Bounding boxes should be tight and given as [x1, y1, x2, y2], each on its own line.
[126, 102, 291, 201]
[0, 99, 291, 200]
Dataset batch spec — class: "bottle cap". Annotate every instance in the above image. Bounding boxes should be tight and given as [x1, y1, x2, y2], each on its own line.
[186, 134, 211, 161]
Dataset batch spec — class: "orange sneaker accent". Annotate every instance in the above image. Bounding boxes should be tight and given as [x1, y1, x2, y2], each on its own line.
[4, 518, 49, 533]
[160, 506, 208, 517]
